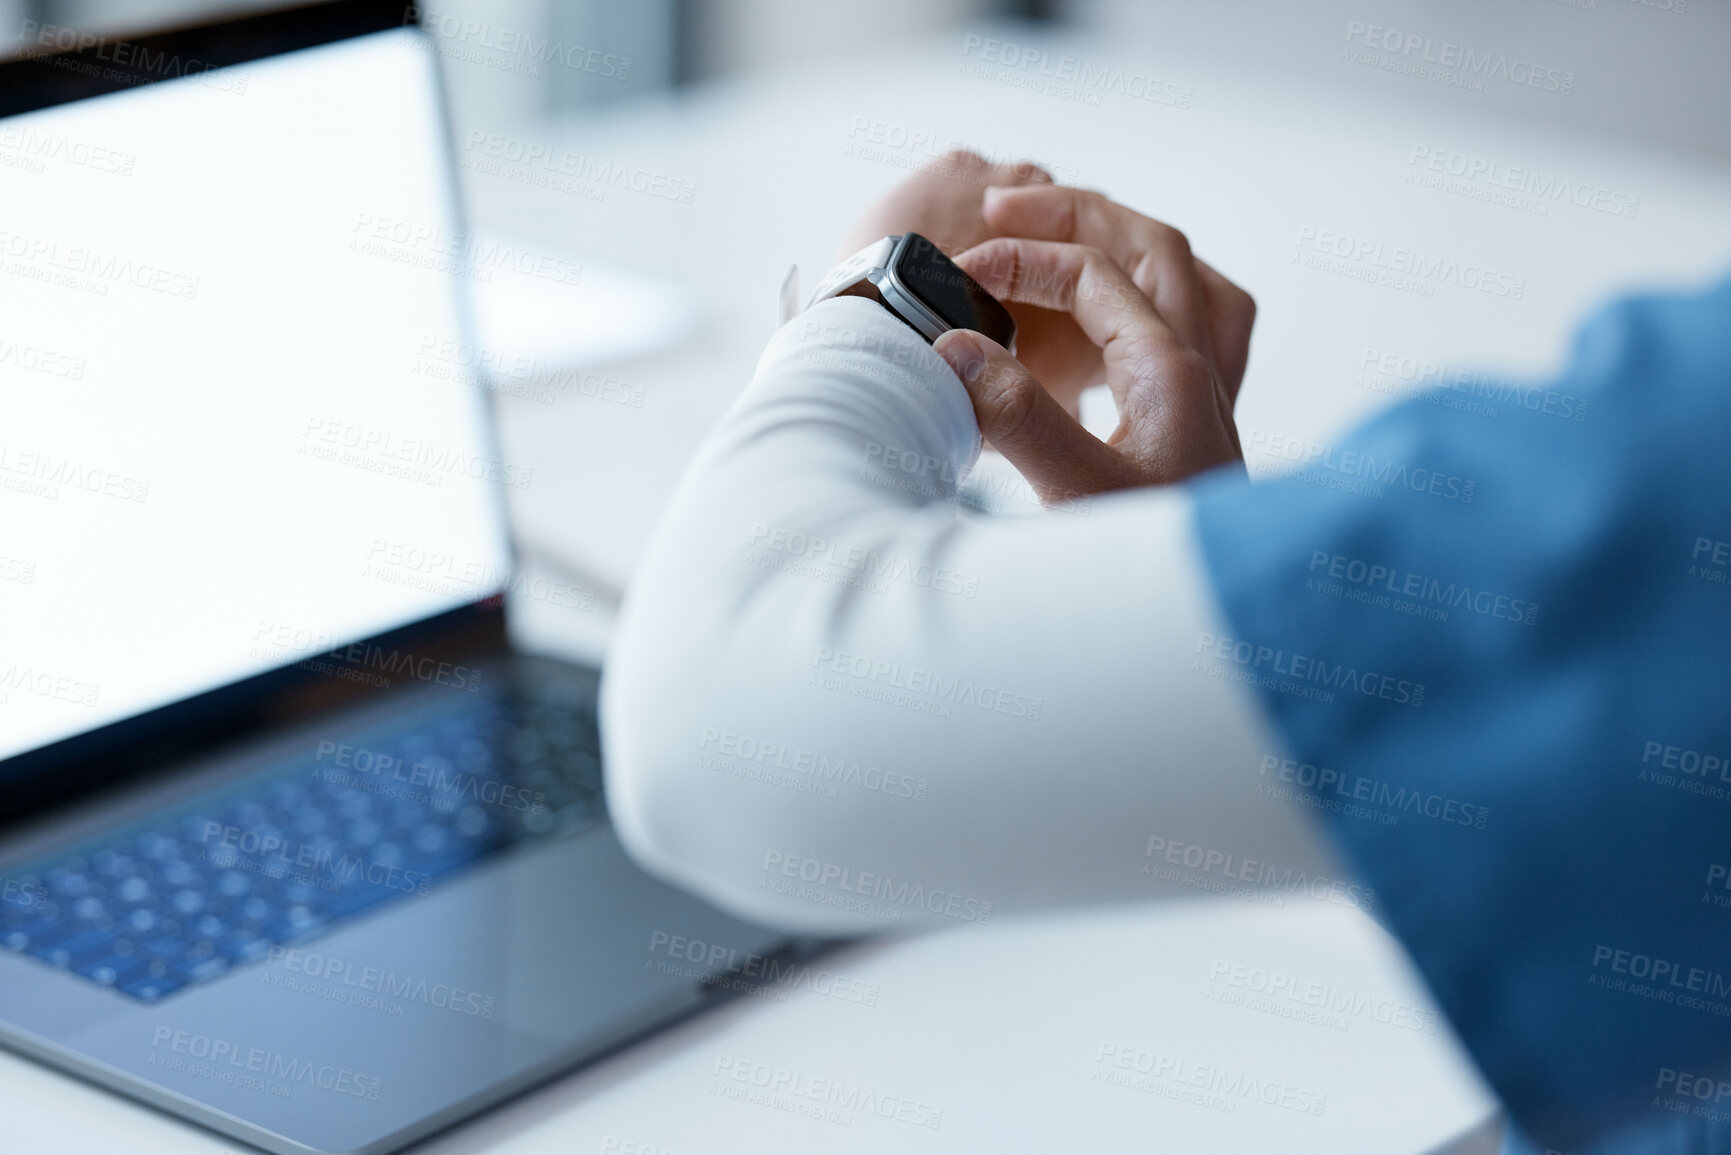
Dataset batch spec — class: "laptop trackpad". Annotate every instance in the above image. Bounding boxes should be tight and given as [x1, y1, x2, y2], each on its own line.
[60, 826, 787, 1153]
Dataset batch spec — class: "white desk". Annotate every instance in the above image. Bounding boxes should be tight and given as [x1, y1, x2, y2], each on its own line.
[8, 899, 1500, 1155]
[15, 16, 1731, 1154]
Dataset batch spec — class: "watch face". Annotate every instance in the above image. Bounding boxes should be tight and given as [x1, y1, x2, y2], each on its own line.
[892, 233, 1017, 349]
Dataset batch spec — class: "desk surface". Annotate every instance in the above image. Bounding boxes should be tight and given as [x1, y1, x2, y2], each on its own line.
[8, 899, 1498, 1155]
[14, 16, 1731, 1154]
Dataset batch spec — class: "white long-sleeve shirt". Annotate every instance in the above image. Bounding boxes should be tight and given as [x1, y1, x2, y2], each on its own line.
[616, 273, 1731, 1154]
[600, 295, 1339, 935]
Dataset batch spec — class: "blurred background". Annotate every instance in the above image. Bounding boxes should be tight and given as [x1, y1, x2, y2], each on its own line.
[5, 0, 1727, 160]
[3, 6, 1729, 1150]
[8, 0, 1729, 665]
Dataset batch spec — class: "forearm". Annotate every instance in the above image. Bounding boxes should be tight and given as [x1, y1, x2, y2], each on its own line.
[601, 296, 1333, 933]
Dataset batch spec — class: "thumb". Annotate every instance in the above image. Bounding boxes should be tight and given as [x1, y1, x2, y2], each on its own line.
[934, 329, 1136, 505]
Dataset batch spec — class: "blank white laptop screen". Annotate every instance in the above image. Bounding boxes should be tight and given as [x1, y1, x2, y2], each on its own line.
[0, 28, 515, 763]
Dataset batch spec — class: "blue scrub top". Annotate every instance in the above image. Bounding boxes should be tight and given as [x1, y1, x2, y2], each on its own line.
[1193, 277, 1731, 1153]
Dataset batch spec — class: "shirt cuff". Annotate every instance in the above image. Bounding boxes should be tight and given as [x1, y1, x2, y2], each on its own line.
[759, 296, 982, 496]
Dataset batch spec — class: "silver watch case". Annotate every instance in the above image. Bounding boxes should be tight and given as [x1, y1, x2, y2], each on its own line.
[807, 234, 983, 347]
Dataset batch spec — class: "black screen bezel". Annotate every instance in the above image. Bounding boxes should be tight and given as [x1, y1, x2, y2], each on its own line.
[891, 232, 1017, 349]
[0, 0, 518, 835]
[0, 0, 421, 116]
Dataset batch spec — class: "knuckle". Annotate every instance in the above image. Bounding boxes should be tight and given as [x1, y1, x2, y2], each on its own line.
[999, 159, 1052, 183]
[1127, 235, 1193, 295]
[1075, 187, 1111, 212]
[1117, 329, 1170, 374]
[1152, 222, 1192, 260]
[1049, 187, 1097, 236]
[941, 147, 987, 168]
[1072, 243, 1112, 287]
[1236, 286, 1257, 325]
[1127, 248, 1162, 293]
[1173, 344, 1216, 387]
[1071, 246, 1116, 305]
[1120, 331, 1211, 389]
[976, 368, 1039, 443]
[960, 240, 1013, 287]
[969, 240, 1015, 293]
[1003, 240, 1033, 280]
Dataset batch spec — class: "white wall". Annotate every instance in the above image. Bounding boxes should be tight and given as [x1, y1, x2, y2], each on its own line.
[1, 0, 36, 54]
[1065, 0, 1731, 166]
[684, 0, 999, 81]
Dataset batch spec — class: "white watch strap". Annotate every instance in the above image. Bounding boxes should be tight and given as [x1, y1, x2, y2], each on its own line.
[804, 236, 897, 311]
[777, 264, 800, 326]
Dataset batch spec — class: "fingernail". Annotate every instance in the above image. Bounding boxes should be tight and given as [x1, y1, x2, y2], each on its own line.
[935, 329, 986, 383]
[982, 185, 1014, 210]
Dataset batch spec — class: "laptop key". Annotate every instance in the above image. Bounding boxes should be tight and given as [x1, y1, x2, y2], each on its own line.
[140, 936, 192, 965]
[172, 955, 231, 984]
[41, 926, 122, 968]
[116, 972, 186, 1002]
[6, 681, 602, 1002]
[216, 934, 273, 964]
[9, 918, 78, 955]
[74, 953, 145, 988]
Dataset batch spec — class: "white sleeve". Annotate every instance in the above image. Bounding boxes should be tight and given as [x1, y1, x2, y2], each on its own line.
[599, 295, 1340, 934]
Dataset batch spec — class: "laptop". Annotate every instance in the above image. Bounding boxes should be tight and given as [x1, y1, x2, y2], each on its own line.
[0, 3, 796, 1152]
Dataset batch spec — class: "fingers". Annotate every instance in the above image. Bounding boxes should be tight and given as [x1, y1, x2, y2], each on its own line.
[933, 329, 1138, 503]
[954, 238, 1240, 485]
[981, 183, 1215, 361]
[952, 238, 1191, 388]
[929, 148, 1054, 186]
[1193, 257, 1256, 401]
[984, 182, 1256, 403]
[912, 151, 1054, 255]
[837, 150, 1058, 262]
[1006, 160, 1055, 184]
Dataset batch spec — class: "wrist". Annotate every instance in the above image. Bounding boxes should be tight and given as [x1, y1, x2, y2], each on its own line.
[805, 232, 1017, 352]
[772, 296, 981, 474]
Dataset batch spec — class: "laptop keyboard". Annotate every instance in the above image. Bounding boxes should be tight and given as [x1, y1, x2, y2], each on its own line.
[0, 671, 605, 1003]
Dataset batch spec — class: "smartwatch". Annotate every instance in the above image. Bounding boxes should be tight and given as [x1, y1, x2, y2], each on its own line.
[805, 232, 1017, 353]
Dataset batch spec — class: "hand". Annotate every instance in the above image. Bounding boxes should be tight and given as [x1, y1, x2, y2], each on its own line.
[932, 187, 1256, 501]
[977, 184, 1256, 414]
[833, 148, 1053, 262]
[833, 150, 1097, 416]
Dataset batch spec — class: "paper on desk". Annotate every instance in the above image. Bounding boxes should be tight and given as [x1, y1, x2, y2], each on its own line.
[469, 231, 700, 369]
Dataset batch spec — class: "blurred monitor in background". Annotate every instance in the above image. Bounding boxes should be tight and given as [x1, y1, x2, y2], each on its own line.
[2, 0, 1029, 128]
[8, 1, 1719, 170]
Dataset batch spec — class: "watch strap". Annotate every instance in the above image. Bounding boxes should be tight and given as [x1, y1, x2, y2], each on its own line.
[805, 236, 898, 311]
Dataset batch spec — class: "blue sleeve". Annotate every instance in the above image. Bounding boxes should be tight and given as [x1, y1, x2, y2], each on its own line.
[1192, 275, 1731, 1153]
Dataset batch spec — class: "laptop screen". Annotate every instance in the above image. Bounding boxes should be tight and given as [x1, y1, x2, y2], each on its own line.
[0, 26, 515, 765]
